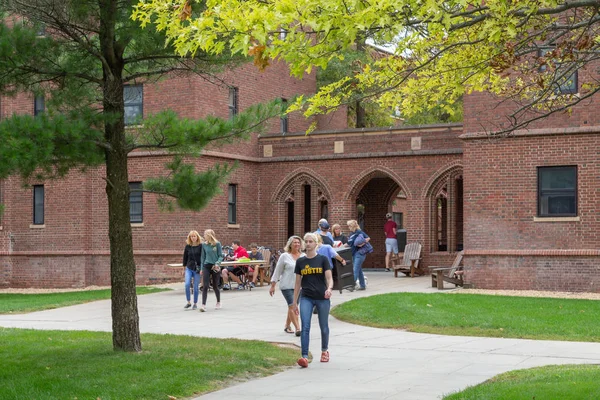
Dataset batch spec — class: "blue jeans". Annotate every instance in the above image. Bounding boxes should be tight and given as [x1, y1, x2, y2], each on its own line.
[353, 252, 366, 288]
[299, 295, 330, 358]
[184, 267, 201, 304]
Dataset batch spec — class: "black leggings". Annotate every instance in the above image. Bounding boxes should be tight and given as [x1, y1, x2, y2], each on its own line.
[202, 265, 221, 305]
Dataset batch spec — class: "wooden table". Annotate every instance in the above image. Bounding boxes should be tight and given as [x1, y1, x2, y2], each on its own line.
[220, 260, 269, 287]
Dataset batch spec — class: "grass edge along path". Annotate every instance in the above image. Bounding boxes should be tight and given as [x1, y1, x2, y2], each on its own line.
[443, 364, 600, 399]
[331, 292, 600, 342]
[0, 328, 298, 400]
[0, 287, 171, 314]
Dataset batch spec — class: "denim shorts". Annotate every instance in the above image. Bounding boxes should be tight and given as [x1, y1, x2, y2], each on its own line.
[385, 238, 398, 253]
[281, 289, 295, 306]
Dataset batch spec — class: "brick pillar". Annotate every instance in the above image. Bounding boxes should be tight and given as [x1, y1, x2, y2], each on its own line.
[447, 175, 455, 253]
[294, 182, 303, 237]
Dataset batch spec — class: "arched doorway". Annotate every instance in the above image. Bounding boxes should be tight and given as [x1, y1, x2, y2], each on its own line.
[347, 168, 410, 269]
[426, 165, 464, 253]
[271, 168, 333, 247]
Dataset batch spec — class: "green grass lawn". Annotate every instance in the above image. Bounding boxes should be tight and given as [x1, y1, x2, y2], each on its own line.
[443, 364, 600, 399]
[331, 292, 600, 342]
[0, 287, 170, 314]
[0, 328, 298, 400]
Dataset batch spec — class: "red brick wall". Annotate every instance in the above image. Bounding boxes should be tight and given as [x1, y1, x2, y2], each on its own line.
[256, 126, 465, 271]
[0, 122, 467, 287]
[463, 61, 600, 134]
[462, 129, 600, 291]
[466, 254, 600, 292]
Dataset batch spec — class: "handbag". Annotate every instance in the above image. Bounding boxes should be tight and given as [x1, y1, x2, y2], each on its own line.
[357, 241, 373, 255]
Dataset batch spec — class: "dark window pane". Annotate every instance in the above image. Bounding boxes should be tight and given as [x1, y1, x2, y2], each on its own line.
[540, 195, 576, 215]
[540, 167, 576, 190]
[280, 98, 288, 134]
[228, 184, 237, 224]
[124, 85, 143, 125]
[228, 184, 236, 203]
[228, 87, 238, 120]
[538, 166, 577, 217]
[33, 185, 44, 224]
[129, 182, 143, 223]
[34, 96, 45, 116]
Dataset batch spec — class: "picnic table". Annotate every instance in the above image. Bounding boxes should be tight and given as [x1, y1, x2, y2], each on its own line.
[220, 259, 269, 287]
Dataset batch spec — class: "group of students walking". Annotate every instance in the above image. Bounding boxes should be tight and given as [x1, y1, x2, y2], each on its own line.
[182, 218, 372, 368]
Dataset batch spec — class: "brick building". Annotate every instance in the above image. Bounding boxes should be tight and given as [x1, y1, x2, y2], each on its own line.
[0, 60, 598, 291]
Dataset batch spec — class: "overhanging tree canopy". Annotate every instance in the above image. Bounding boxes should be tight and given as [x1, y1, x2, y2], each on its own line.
[134, 0, 600, 133]
[0, 0, 283, 351]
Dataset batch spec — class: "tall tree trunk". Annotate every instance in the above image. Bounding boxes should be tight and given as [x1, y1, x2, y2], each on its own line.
[355, 100, 366, 128]
[99, 0, 141, 352]
[354, 38, 366, 129]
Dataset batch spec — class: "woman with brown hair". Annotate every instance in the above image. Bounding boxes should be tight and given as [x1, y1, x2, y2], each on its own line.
[183, 230, 203, 310]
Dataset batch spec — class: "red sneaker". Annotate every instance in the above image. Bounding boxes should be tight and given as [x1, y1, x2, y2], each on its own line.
[297, 357, 309, 368]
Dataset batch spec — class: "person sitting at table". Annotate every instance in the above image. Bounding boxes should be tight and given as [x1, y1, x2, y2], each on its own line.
[221, 240, 249, 290]
[246, 243, 263, 289]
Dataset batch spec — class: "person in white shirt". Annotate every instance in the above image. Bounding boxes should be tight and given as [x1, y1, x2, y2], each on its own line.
[269, 235, 305, 336]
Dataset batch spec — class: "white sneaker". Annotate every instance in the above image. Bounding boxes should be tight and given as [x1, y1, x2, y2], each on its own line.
[215, 302, 221, 310]
[199, 305, 206, 312]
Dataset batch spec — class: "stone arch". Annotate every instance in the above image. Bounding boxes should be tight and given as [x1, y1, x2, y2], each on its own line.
[271, 167, 333, 203]
[345, 166, 412, 201]
[422, 160, 463, 198]
[422, 161, 464, 253]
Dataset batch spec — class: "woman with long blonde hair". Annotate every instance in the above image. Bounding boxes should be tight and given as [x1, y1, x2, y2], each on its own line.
[292, 232, 334, 368]
[200, 229, 223, 312]
[346, 220, 370, 290]
[270, 235, 304, 336]
[183, 230, 203, 310]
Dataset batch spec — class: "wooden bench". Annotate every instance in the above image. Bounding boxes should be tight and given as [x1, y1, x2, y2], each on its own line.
[392, 242, 423, 278]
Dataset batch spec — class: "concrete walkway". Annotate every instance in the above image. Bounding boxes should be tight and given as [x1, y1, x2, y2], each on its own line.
[2, 272, 600, 399]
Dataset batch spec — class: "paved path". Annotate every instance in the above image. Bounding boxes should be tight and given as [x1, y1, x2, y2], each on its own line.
[2, 272, 600, 399]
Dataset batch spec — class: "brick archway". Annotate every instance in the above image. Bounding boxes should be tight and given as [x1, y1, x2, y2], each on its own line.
[423, 162, 464, 254]
[271, 167, 333, 246]
[271, 167, 332, 203]
[345, 166, 411, 201]
[344, 167, 410, 269]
